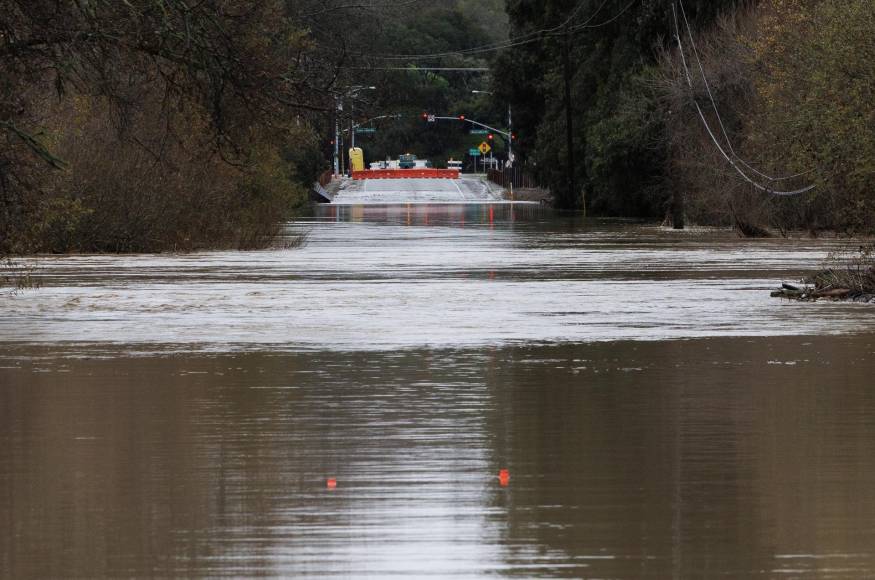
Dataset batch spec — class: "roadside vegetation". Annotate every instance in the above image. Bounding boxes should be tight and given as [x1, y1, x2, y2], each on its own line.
[3, 0, 872, 254]
[496, 0, 875, 235]
[1, 0, 328, 254]
[660, 0, 875, 235]
[1, 0, 508, 255]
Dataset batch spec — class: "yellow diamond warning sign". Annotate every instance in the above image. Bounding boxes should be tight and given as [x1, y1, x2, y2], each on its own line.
[478, 141, 492, 155]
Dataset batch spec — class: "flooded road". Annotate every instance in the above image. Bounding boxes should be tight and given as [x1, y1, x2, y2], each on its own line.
[2, 204, 874, 351]
[3, 204, 875, 578]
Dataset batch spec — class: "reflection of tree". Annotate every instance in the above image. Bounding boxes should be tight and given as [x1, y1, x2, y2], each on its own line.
[1, 350, 502, 576]
[0, 354, 300, 577]
[5, 337, 875, 577]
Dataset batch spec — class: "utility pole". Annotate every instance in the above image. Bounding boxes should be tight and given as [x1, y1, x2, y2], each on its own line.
[507, 103, 514, 200]
[562, 25, 578, 210]
[333, 96, 341, 177]
[350, 102, 356, 153]
[672, 183, 685, 229]
[472, 90, 515, 198]
[332, 86, 375, 179]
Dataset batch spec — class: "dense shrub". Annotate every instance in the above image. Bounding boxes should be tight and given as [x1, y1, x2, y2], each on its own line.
[658, 0, 875, 234]
[1, 0, 328, 254]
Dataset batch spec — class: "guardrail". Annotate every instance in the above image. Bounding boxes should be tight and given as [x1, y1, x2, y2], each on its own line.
[352, 169, 460, 180]
[487, 167, 543, 189]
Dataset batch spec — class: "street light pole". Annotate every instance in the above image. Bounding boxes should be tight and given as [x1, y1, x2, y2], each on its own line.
[473, 90, 513, 198]
[345, 86, 375, 175]
[332, 86, 375, 178]
[562, 25, 578, 210]
[507, 103, 513, 200]
[333, 96, 341, 177]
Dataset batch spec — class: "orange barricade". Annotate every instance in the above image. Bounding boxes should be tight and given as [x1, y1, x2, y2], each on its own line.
[352, 169, 460, 180]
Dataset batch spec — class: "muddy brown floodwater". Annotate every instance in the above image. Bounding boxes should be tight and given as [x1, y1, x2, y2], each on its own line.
[3, 204, 875, 578]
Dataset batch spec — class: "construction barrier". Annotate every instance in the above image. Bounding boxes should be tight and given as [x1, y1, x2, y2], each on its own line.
[352, 169, 460, 180]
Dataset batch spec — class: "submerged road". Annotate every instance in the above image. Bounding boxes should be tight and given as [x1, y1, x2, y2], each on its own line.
[5, 210, 875, 578]
[330, 174, 505, 204]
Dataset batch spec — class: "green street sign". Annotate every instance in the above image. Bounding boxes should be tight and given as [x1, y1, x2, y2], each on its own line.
[469, 148, 481, 157]
[469, 129, 489, 135]
[355, 127, 377, 134]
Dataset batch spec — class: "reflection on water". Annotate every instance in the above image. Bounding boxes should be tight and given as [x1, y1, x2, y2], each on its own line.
[320, 201, 541, 226]
[3, 337, 875, 578]
[3, 205, 875, 578]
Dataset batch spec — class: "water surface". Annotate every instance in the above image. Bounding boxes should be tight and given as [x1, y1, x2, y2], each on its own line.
[2, 204, 873, 352]
[2, 204, 875, 578]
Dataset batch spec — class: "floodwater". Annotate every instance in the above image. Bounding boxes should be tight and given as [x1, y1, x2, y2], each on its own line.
[3, 203, 875, 578]
[330, 175, 504, 204]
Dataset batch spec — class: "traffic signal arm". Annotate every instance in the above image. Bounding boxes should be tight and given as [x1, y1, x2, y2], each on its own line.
[427, 115, 510, 139]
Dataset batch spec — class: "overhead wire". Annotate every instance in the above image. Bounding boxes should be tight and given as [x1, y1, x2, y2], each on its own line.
[677, 0, 812, 183]
[671, 2, 815, 196]
[351, 0, 629, 62]
[299, 0, 424, 20]
[568, 0, 638, 32]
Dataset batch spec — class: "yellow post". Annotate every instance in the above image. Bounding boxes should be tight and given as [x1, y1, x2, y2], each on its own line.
[349, 147, 364, 173]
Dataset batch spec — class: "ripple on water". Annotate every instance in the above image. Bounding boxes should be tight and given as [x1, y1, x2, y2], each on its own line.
[1, 211, 873, 354]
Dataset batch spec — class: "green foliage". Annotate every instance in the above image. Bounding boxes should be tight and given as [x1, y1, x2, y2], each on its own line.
[1, 0, 327, 254]
[495, 0, 743, 211]
[656, 0, 875, 233]
[317, 0, 510, 168]
[585, 68, 667, 216]
[29, 197, 93, 254]
[752, 0, 875, 233]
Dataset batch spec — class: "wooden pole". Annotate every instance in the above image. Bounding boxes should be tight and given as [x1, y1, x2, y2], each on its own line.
[562, 26, 578, 210]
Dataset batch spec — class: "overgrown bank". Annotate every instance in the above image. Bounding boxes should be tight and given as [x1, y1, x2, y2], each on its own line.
[661, 0, 875, 235]
[1, 1, 327, 255]
[495, 0, 875, 235]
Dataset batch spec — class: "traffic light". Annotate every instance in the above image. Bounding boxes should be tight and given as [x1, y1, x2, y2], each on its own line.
[421, 112, 429, 121]
[458, 115, 466, 121]
[487, 133, 494, 141]
[511, 132, 517, 141]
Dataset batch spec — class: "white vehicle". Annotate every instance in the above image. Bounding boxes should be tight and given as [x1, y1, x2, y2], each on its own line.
[370, 159, 400, 170]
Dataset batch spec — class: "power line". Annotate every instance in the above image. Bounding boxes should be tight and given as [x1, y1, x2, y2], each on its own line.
[677, 0, 812, 183]
[298, 0, 423, 19]
[346, 67, 490, 71]
[671, 2, 815, 197]
[569, 0, 638, 32]
[354, 0, 636, 62]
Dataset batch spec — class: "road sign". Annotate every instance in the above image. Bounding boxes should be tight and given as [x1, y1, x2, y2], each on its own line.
[478, 141, 492, 155]
[469, 129, 488, 135]
[355, 127, 376, 134]
[469, 148, 481, 157]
